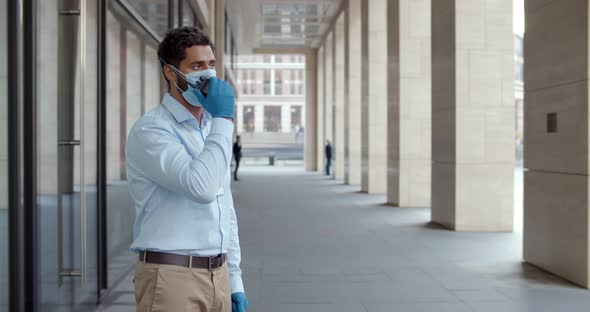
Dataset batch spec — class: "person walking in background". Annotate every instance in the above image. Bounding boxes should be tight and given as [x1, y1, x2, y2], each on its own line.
[233, 135, 242, 181]
[325, 140, 332, 176]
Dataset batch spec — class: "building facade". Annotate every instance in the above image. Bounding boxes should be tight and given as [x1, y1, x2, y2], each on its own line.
[236, 54, 306, 135]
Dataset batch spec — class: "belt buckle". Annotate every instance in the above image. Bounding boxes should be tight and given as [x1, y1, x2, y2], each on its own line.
[208, 256, 214, 271]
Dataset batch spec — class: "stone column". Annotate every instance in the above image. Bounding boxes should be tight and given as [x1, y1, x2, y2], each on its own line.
[367, 0, 388, 193]
[305, 50, 318, 172]
[360, 0, 370, 191]
[317, 46, 326, 172]
[386, 0, 431, 207]
[431, 0, 514, 231]
[523, 0, 590, 289]
[334, 14, 346, 180]
[347, 0, 362, 185]
[325, 31, 335, 175]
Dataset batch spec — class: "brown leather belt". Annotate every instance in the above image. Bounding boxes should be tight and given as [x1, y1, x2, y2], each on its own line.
[139, 251, 226, 270]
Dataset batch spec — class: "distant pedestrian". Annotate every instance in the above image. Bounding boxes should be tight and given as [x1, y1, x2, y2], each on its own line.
[325, 140, 332, 176]
[233, 135, 242, 181]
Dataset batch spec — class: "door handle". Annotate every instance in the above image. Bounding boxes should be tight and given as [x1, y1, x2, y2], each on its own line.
[57, 0, 87, 288]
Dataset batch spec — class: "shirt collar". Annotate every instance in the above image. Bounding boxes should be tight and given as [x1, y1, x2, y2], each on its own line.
[161, 93, 212, 128]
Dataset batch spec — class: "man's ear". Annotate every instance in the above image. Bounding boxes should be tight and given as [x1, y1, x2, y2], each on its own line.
[163, 65, 177, 85]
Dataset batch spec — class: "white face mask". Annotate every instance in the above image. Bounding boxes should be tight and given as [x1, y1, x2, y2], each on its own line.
[160, 58, 217, 107]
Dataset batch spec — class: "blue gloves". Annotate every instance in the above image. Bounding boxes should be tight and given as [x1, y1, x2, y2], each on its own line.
[231, 292, 248, 312]
[194, 77, 236, 119]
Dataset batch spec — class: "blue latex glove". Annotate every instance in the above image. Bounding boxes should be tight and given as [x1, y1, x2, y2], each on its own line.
[231, 292, 248, 312]
[194, 77, 236, 119]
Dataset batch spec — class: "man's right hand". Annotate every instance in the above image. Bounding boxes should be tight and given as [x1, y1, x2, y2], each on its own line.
[194, 77, 236, 120]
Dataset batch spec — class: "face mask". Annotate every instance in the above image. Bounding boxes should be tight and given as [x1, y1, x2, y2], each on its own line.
[160, 58, 216, 107]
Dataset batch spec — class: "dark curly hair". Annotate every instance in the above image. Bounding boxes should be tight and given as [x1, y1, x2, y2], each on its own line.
[158, 26, 215, 86]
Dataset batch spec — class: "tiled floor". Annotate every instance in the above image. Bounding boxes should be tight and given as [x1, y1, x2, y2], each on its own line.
[97, 166, 590, 312]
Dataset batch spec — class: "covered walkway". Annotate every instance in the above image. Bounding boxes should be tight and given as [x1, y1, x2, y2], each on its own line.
[98, 166, 590, 312]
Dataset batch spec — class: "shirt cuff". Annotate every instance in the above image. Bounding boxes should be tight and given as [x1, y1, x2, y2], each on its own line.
[230, 274, 244, 294]
[210, 117, 234, 138]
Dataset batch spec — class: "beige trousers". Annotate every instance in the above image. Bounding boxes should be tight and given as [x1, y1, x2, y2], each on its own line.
[134, 260, 231, 312]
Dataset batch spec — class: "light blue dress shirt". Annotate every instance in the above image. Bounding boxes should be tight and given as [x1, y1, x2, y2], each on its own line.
[126, 93, 243, 293]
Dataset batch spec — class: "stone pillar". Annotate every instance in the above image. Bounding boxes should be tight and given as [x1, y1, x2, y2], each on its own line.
[325, 31, 335, 174]
[254, 104, 264, 132]
[317, 46, 326, 172]
[386, 0, 431, 207]
[360, 0, 370, 191]
[431, 0, 514, 231]
[347, 0, 362, 185]
[305, 50, 318, 172]
[334, 14, 346, 180]
[367, 0, 388, 193]
[523, 0, 590, 289]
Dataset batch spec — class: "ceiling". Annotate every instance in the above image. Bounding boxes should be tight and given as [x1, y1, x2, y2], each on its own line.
[225, 0, 344, 54]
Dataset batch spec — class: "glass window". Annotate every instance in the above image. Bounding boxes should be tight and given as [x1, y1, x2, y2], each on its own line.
[264, 70, 271, 95]
[275, 80, 282, 95]
[1, 0, 8, 307]
[243, 106, 255, 133]
[264, 106, 281, 132]
[264, 80, 271, 95]
[291, 106, 302, 130]
[105, 18, 140, 289]
[127, 0, 170, 38]
[182, 0, 195, 26]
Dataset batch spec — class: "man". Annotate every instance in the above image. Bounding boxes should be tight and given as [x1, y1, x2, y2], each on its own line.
[126, 26, 248, 312]
[233, 136, 242, 181]
[325, 140, 332, 176]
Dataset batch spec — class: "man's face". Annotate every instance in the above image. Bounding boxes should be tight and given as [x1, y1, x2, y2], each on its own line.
[168, 45, 216, 91]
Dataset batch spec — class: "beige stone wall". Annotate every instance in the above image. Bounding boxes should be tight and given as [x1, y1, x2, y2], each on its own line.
[386, 0, 431, 207]
[334, 14, 346, 180]
[325, 32, 334, 156]
[432, 0, 514, 230]
[431, 0, 455, 227]
[360, 0, 370, 192]
[305, 50, 318, 172]
[524, 0, 590, 288]
[367, 0, 388, 194]
[316, 46, 325, 171]
[347, 0, 362, 186]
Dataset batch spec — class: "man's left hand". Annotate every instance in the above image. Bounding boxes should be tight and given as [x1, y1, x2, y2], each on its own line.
[231, 292, 248, 312]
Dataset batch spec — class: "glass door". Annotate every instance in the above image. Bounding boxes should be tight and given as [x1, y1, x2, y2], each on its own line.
[0, 0, 9, 309]
[36, 0, 99, 309]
